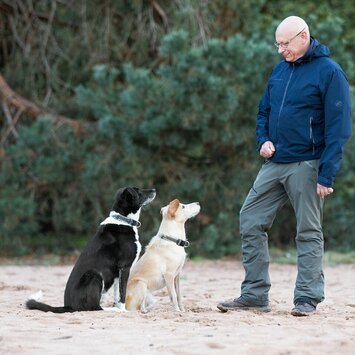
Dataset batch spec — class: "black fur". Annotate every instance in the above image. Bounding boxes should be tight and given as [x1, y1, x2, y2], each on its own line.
[26, 187, 156, 313]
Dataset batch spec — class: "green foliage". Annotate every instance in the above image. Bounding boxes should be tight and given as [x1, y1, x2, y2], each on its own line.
[0, 0, 354, 257]
[72, 30, 278, 258]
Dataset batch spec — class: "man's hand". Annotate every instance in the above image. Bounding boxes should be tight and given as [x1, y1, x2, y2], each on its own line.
[317, 183, 334, 197]
[260, 141, 276, 158]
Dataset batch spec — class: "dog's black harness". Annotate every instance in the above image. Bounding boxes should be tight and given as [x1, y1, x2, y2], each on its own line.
[159, 234, 190, 248]
[110, 212, 141, 228]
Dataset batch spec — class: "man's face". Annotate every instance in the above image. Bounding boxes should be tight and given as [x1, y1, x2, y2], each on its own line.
[275, 28, 305, 62]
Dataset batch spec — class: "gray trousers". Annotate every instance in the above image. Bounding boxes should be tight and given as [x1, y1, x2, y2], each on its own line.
[240, 160, 324, 307]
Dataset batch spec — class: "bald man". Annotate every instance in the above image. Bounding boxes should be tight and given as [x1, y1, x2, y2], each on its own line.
[218, 16, 351, 316]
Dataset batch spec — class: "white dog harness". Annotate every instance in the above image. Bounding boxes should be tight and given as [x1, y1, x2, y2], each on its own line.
[101, 211, 141, 227]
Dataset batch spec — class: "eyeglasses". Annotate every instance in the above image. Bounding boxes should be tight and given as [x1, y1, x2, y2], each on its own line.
[274, 27, 305, 49]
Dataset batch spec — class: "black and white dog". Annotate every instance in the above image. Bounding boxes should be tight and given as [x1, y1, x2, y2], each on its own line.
[26, 187, 156, 313]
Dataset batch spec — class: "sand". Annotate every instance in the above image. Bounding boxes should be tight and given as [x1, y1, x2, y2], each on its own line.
[1, 259, 355, 354]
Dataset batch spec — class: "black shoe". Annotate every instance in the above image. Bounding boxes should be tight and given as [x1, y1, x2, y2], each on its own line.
[291, 302, 316, 316]
[217, 296, 271, 313]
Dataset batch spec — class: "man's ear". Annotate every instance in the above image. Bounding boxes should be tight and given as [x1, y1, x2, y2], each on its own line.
[168, 199, 180, 218]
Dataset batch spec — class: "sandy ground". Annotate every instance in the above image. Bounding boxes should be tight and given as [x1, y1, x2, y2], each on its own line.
[1, 259, 355, 355]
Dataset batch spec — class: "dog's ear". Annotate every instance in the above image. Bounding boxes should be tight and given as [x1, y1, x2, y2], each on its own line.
[168, 199, 180, 218]
[122, 187, 134, 202]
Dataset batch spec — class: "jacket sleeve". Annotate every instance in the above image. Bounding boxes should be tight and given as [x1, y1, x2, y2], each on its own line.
[256, 82, 271, 151]
[318, 66, 352, 187]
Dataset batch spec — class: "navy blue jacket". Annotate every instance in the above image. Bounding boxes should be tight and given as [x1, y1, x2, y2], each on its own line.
[256, 38, 352, 187]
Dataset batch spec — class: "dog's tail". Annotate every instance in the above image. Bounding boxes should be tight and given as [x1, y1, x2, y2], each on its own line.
[26, 299, 75, 313]
[26, 290, 74, 313]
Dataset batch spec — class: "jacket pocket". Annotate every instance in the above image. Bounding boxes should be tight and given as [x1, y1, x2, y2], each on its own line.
[309, 116, 315, 155]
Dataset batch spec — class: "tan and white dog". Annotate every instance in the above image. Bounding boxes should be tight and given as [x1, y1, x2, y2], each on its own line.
[126, 199, 200, 312]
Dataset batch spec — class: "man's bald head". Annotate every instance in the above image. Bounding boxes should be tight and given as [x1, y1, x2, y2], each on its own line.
[276, 16, 310, 38]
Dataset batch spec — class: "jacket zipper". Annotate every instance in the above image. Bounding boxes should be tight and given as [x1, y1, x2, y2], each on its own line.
[310, 116, 315, 154]
[277, 63, 295, 142]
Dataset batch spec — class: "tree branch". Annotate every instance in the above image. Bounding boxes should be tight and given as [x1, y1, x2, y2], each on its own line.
[0, 74, 80, 130]
[0, 102, 23, 146]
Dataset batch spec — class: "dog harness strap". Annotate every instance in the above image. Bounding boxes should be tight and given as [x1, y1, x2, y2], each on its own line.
[110, 212, 141, 227]
[160, 234, 190, 247]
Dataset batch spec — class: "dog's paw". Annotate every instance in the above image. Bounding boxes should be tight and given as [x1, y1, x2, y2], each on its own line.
[114, 302, 128, 312]
[140, 306, 148, 314]
[173, 305, 185, 312]
[118, 308, 128, 313]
